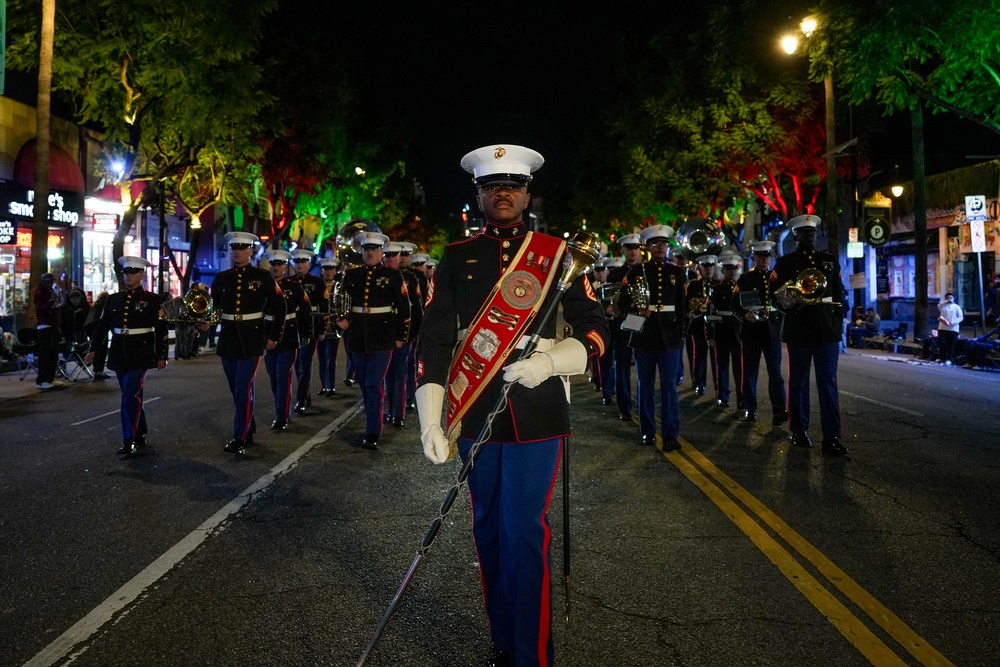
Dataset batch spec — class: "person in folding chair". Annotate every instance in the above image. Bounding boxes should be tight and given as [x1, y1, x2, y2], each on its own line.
[85, 257, 169, 457]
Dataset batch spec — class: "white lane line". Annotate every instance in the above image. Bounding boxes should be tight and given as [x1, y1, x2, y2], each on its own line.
[840, 391, 924, 417]
[71, 397, 162, 426]
[25, 400, 365, 667]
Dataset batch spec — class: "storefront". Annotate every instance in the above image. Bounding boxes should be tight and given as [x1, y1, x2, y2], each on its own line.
[0, 182, 85, 328]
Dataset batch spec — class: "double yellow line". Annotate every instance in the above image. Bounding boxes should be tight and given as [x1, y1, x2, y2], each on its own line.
[659, 437, 954, 666]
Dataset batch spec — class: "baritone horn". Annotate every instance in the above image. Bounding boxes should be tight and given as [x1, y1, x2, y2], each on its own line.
[161, 286, 220, 323]
[676, 217, 725, 256]
[626, 275, 650, 311]
[773, 268, 838, 310]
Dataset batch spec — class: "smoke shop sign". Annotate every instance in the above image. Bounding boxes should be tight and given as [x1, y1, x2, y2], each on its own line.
[0, 181, 84, 226]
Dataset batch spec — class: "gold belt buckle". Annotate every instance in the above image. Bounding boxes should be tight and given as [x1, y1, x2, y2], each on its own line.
[234, 313, 243, 321]
[121, 328, 128, 334]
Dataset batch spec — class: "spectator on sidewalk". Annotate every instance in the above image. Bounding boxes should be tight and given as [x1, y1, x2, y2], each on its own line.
[936, 293, 963, 364]
[960, 327, 1000, 369]
[847, 307, 881, 348]
[33, 273, 63, 390]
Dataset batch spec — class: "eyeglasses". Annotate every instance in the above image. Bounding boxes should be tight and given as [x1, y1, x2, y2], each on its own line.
[229, 244, 252, 250]
[122, 268, 144, 275]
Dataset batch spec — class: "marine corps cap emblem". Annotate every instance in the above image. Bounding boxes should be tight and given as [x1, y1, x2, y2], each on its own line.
[494, 146, 506, 160]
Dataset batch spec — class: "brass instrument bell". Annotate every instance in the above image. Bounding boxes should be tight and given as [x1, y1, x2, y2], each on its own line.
[558, 231, 602, 290]
[773, 268, 831, 310]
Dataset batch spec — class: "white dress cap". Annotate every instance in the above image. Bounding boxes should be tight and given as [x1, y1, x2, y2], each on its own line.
[265, 249, 293, 263]
[319, 257, 340, 268]
[749, 241, 776, 254]
[639, 225, 675, 244]
[788, 214, 821, 230]
[718, 253, 742, 266]
[618, 234, 642, 246]
[606, 257, 626, 268]
[426, 258, 438, 268]
[224, 231, 259, 247]
[398, 242, 417, 254]
[291, 248, 315, 261]
[383, 241, 406, 254]
[411, 253, 429, 264]
[461, 144, 544, 187]
[355, 232, 389, 248]
[118, 255, 151, 270]
[696, 254, 719, 265]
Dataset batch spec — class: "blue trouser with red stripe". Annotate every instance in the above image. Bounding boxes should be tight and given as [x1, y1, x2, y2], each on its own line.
[265, 347, 298, 421]
[786, 341, 841, 438]
[117, 369, 148, 440]
[459, 437, 562, 667]
[295, 337, 318, 402]
[634, 346, 681, 439]
[349, 349, 391, 436]
[221, 356, 260, 441]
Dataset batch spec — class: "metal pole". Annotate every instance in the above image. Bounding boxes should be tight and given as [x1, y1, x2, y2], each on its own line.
[825, 69, 839, 264]
[562, 435, 571, 621]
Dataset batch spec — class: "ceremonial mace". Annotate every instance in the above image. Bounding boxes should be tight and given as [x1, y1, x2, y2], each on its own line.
[357, 231, 601, 667]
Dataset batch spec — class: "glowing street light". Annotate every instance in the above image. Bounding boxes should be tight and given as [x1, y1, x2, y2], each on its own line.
[355, 167, 366, 176]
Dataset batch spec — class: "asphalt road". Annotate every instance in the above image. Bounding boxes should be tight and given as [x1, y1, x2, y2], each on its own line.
[1, 347, 998, 666]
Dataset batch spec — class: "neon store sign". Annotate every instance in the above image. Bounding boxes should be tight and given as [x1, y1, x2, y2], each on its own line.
[8, 189, 81, 225]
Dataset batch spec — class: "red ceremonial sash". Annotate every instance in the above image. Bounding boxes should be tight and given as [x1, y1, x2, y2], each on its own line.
[445, 232, 566, 445]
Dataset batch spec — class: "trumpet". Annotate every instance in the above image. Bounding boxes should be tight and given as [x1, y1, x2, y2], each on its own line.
[161, 286, 220, 323]
[773, 268, 839, 310]
[749, 307, 770, 322]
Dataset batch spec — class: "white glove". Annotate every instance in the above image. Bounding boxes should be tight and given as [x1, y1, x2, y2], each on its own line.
[502, 337, 587, 389]
[415, 383, 449, 464]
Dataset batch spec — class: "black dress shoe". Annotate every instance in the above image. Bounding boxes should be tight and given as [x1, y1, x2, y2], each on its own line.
[361, 433, 379, 450]
[117, 439, 137, 457]
[134, 434, 147, 448]
[640, 434, 656, 446]
[736, 401, 745, 411]
[661, 437, 682, 452]
[383, 414, 393, 424]
[327, 387, 337, 396]
[224, 439, 246, 454]
[772, 411, 789, 426]
[822, 437, 849, 456]
[790, 431, 813, 448]
[487, 648, 511, 667]
[271, 419, 288, 431]
[744, 410, 757, 422]
[294, 401, 307, 414]
[676, 374, 684, 386]
[601, 397, 613, 406]
[617, 412, 632, 421]
[716, 399, 730, 408]
[695, 386, 706, 396]
[392, 417, 405, 428]
[343, 378, 356, 387]
[405, 399, 416, 411]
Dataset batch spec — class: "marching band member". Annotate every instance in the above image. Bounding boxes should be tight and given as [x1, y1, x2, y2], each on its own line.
[317, 257, 342, 397]
[708, 253, 744, 410]
[85, 256, 169, 456]
[289, 248, 326, 413]
[381, 241, 410, 428]
[416, 144, 608, 667]
[732, 241, 787, 424]
[211, 231, 286, 454]
[398, 242, 423, 412]
[606, 235, 643, 421]
[770, 215, 848, 455]
[335, 232, 410, 450]
[686, 255, 719, 396]
[263, 250, 313, 431]
[618, 224, 687, 450]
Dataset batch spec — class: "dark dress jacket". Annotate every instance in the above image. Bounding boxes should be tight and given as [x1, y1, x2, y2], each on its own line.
[289, 272, 327, 342]
[769, 249, 844, 345]
[90, 287, 169, 371]
[211, 265, 286, 359]
[417, 224, 609, 442]
[267, 278, 314, 352]
[618, 259, 688, 351]
[340, 264, 411, 354]
[733, 268, 777, 345]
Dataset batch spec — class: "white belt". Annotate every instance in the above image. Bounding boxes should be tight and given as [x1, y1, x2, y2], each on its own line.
[351, 306, 393, 314]
[649, 305, 676, 312]
[821, 297, 833, 303]
[113, 327, 154, 335]
[265, 313, 297, 321]
[220, 312, 264, 321]
[716, 310, 734, 316]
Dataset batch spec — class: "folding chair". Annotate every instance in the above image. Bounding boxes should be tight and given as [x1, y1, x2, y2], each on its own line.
[13, 328, 39, 380]
[881, 322, 908, 353]
[59, 337, 94, 381]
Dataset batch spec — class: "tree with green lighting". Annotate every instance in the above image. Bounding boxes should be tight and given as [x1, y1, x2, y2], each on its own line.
[6, 0, 277, 287]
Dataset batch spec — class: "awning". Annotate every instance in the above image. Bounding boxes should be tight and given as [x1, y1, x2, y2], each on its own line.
[12, 138, 86, 193]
